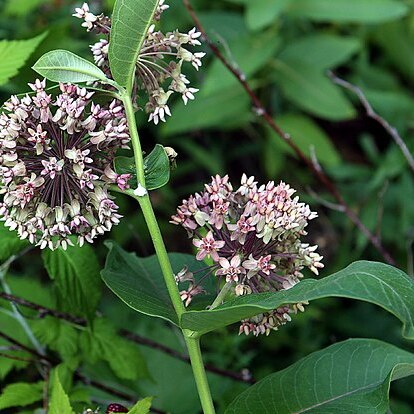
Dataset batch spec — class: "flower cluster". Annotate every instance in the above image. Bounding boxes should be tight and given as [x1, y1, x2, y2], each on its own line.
[171, 175, 324, 336]
[0, 79, 131, 250]
[73, 2, 204, 124]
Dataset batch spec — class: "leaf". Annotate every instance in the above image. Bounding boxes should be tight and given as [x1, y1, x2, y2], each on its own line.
[32, 50, 107, 84]
[144, 144, 170, 190]
[109, 0, 159, 91]
[286, 0, 408, 23]
[203, 33, 281, 95]
[0, 381, 44, 409]
[162, 85, 251, 136]
[0, 32, 47, 86]
[101, 242, 210, 325]
[79, 318, 149, 380]
[128, 397, 153, 414]
[180, 261, 414, 335]
[0, 222, 29, 262]
[4, 0, 50, 16]
[278, 34, 361, 70]
[273, 59, 355, 120]
[267, 113, 341, 166]
[245, 0, 292, 31]
[42, 245, 101, 319]
[49, 370, 75, 414]
[115, 144, 170, 190]
[225, 339, 414, 414]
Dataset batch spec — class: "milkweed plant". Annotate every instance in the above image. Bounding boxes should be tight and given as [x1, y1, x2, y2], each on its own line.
[1, 1, 414, 413]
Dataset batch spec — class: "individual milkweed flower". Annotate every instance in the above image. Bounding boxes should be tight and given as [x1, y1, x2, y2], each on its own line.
[73, 1, 204, 125]
[0, 79, 131, 250]
[171, 174, 324, 336]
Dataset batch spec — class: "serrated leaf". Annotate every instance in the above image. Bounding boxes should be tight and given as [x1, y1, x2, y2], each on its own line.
[101, 242, 210, 325]
[286, 0, 408, 23]
[109, 0, 159, 91]
[128, 397, 153, 414]
[0, 381, 44, 409]
[0, 32, 47, 86]
[273, 59, 355, 120]
[32, 50, 108, 84]
[181, 261, 414, 335]
[49, 370, 75, 414]
[79, 318, 149, 380]
[225, 339, 414, 413]
[42, 245, 101, 319]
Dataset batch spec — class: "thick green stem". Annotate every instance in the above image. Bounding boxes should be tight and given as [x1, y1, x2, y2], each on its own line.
[120, 91, 215, 412]
[185, 335, 216, 414]
[121, 91, 185, 316]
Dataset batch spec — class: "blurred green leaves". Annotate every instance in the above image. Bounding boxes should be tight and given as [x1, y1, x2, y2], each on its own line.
[42, 245, 101, 319]
[0, 381, 44, 410]
[286, 0, 408, 23]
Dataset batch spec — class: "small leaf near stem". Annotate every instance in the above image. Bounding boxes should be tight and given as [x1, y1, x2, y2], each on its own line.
[209, 281, 233, 310]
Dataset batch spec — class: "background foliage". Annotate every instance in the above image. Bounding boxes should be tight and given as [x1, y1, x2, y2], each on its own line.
[1, 0, 414, 412]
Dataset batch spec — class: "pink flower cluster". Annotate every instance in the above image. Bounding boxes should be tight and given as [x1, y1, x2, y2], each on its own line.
[172, 175, 324, 336]
[0, 79, 131, 250]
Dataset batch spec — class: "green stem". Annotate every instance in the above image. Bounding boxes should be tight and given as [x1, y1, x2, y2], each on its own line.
[209, 281, 233, 310]
[120, 91, 215, 412]
[185, 335, 216, 414]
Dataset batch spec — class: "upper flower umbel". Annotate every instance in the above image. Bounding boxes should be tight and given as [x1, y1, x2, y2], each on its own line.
[73, 2, 205, 125]
[0, 80, 131, 250]
[171, 174, 324, 336]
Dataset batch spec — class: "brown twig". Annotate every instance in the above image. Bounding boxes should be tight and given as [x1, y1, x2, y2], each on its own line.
[0, 292, 254, 384]
[182, 0, 396, 266]
[330, 73, 414, 174]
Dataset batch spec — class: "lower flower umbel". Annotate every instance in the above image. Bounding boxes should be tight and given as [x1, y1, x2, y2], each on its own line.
[0, 80, 131, 250]
[172, 174, 324, 336]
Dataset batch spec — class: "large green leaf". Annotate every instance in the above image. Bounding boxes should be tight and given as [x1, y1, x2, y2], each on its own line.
[225, 339, 414, 413]
[273, 59, 355, 120]
[101, 242, 210, 325]
[287, 0, 408, 23]
[0, 381, 44, 409]
[32, 50, 107, 84]
[42, 245, 101, 319]
[109, 0, 159, 91]
[162, 85, 251, 135]
[245, 0, 292, 31]
[266, 113, 341, 167]
[0, 32, 47, 86]
[278, 34, 361, 70]
[180, 261, 414, 335]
